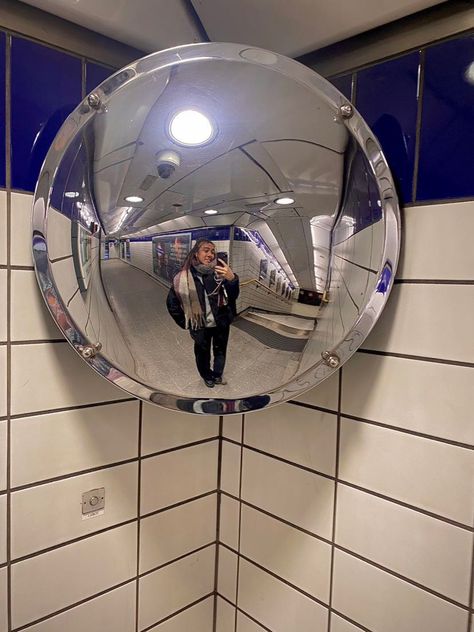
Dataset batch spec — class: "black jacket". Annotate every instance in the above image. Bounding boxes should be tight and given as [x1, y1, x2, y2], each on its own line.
[166, 268, 239, 330]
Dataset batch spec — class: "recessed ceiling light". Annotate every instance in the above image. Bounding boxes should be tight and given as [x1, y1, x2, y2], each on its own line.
[124, 195, 144, 203]
[65, 191, 80, 199]
[169, 110, 214, 146]
[205, 209, 218, 215]
[275, 196, 294, 205]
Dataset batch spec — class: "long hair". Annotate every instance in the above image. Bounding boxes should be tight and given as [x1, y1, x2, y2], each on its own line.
[182, 239, 216, 271]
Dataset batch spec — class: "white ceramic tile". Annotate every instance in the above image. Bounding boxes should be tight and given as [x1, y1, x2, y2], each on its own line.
[241, 449, 334, 539]
[0, 270, 6, 342]
[245, 403, 337, 476]
[336, 484, 473, 604]
[22, 581, 136, 632]
[11, 400, 139, 486]
[140, 442, 218, 515]
[11, 522, 137, 629]
[0, 567, 6, 632]
[361, 284, 474, 363]
[342, 352, 474, 444]
[221, 441, 242, 497]
[339, 418, 474, 525]
[11, 462, 138, 558]
[218, 545, 238, 602]
[332, 549, 468, 632]
[240, 505, 331, 603]
[216, 596, 235, 631]
[10, 192, 34, 266]
[238, 559, 328, 632]
[399, 201, 474, 280]
[0, 421, 6, 491]
[220, 494, 240, 550]
[0, 494, 6, 565]
[0, 191, 6, 266]
[223, 415, 243, 442]
[291, 369, 339, 410]
[148, 597, 214, 632]
[0, 348, 6, 418]
[138, 545, 214, 631]
[11, 342, 124, 415]
[330, 615, 363, 632]
[140, 494, 216, 573]
[237, 611, 267, 631]
[11, 270, 61, 341]
[141, 404, 218, 455]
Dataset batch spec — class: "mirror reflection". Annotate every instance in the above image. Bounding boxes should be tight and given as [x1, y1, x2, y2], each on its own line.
[33, 43, 399, 413]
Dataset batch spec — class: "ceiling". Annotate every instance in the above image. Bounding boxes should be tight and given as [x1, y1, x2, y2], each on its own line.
[21, 0, 446, 58]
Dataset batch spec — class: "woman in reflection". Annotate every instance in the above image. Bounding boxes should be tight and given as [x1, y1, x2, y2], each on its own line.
[166, 239, 239, 388]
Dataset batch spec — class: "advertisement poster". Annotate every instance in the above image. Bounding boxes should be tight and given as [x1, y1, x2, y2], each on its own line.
[152, 232, 192, 285]
[276, 278, 281, 294]
[269, 269, 276, 288]
[125, 240, 131, 260]
[258, 258, 268, 281]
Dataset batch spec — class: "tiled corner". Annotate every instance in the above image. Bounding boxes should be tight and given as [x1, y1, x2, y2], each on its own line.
[10, 269, 61, 341]
[0, 567, 7, 632]
[10, 400, 139, 487]
[222, 414, 243, 442]
[335, 484, 473, 604]
[218, 545, 238, 603]
[221, 441, 242, 497]
[147, 596, 214, 632]
[240, 504, 331, 603]
[241, 449, 334, 539]
[0, 191, 6, 265]
[21, 582, 136, 632]
[330, 615, 364, 632]
[238, 559, 328, 632]
[220, 494, 240, 550]
[11, 462, 138, 558]
[138, 545, 215, 631]
[216, 596, 236, 632]
[139, 494, 216, 573]
[140, 442, 218, 515]
[245, 403, 337, 476]
[332, 549, 468, 632]
[141, 404, 218, 455]
[0, 494, 6, 564]
[11, 522, 137, 629]
[10, 192, 34, 267]
[236, 611, 267, 631]
[339, 418, 474, 525]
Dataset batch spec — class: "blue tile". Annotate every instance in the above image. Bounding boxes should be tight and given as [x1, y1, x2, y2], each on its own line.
[11, 37, 81, 192]
[356, 52, 420, 204]
[417, 34, 474, 201]
[86, 61, 114, 94]
[0, 33, 5, 188]
[329, 74, 352, 100]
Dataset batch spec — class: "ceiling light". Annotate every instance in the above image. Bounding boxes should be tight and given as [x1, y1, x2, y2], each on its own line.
[205, 209, 218, 215]
[65, 191, 80, 198]
[275, 196, 294, 205]
[124, 195, 144, 203]
[169, 110, 214, 146]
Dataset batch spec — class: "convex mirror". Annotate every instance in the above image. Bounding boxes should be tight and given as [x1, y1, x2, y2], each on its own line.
[33, 43, 400, 414]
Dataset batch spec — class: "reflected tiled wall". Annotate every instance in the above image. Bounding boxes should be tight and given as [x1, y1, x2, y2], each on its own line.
[215, 31, 474, 632]
[0, 30, 219, 632]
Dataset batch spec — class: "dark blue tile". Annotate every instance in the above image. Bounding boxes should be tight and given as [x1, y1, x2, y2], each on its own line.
[86, 61, 114, 94]
[329, 74, 352, 100]
[356, 52, 420, 204]
[417, 34, 474, 201]
[0, 33, 5, 188]
[11, 37, 81, 192]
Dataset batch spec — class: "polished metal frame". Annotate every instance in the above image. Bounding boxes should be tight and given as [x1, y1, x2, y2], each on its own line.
[32, 42, 401, 414]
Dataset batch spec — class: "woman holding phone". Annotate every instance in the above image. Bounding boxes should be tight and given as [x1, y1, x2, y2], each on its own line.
[166, 239, 239, 387]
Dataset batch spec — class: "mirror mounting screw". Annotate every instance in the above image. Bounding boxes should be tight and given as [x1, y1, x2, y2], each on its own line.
[321, 351, 340, 368]
[88, 93, 101, 109]
[340, 104, 353, 119]
[77, 343, 102, 359]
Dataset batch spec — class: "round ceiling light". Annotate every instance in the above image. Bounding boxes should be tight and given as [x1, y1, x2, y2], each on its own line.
[275, 196, 295, 205]
[204, 209, 218, 215]
[64, 191, 80, 199]
[124, 195, 144, 203]
[169, 109, 214, 146]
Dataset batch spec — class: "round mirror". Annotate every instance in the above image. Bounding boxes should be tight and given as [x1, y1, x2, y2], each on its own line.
[32, 42, 400, 414]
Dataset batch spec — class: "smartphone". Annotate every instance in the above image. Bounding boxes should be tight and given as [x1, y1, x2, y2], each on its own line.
[217, 251, 228, 265]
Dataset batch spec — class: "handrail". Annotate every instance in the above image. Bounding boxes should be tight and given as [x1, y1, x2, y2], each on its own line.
[240, 278, 291, 302]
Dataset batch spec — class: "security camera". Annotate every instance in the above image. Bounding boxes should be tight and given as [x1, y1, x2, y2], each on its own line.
[156, 150, 180, 179]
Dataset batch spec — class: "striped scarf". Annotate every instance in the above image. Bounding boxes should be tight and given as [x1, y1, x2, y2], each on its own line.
[173, 268, 206, 330]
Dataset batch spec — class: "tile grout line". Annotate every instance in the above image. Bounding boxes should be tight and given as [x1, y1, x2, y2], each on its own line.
[135, 400, 142, 632]
[218, 592, 272, 632]
[467, 526, 474, 632]
[233, 414, 245, 632]
[327, 368, 343, 632]
[212, 415, 224, 632]
[411, 47, 425, 203]
[139, 592, 215, 632]
[357, 348, 474, 369]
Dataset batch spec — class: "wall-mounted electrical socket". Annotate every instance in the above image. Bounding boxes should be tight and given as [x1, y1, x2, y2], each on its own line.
[82, 487, 105, 519]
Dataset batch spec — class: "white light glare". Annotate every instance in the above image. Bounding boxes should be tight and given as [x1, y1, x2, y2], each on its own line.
[65, 191, 80, 199]
[275, 196, 295, 205]
[170, 110, 214, 146]
[204, 209, 218, 215]
[125, 195, 144, 203]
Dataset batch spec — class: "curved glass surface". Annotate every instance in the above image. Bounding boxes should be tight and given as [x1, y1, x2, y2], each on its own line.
[32, 43, 400, 414]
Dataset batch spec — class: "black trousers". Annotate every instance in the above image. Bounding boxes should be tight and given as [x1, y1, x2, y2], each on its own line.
[189, 325, 230, 381]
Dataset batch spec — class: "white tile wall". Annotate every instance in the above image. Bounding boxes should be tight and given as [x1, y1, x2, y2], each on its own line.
[139, 494, 217, 573]
[216, 596, 236, 632]
[0, 494, 6, 564]
[291, 369, 339, 410]
[0, 421, 6, 490]
[10, 192, 34, 266]
[330, 614, 364, 632]
[332, 549, 468, 632]
[11, 522, 137, 629]
[21, 582, 137, 632]
[237, 611, 267, 631]
[148, 597, 214, 632]
[0, 567, 7, 632]
[0, 270, 6, 342]
[138, 545, 215, 631]
[10, 270, 61, 341]
[220, 494, 240, 550]
[0, 348, 6, 418]
[221, 441, 242, 497]
[218, 545, 239, 603]
[0, 191, 6, 266]
[222, 414, 243, 442]
[140, 441, 218, 515]
[339, 418, 474, 525]
[10, 400, 139, 486]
